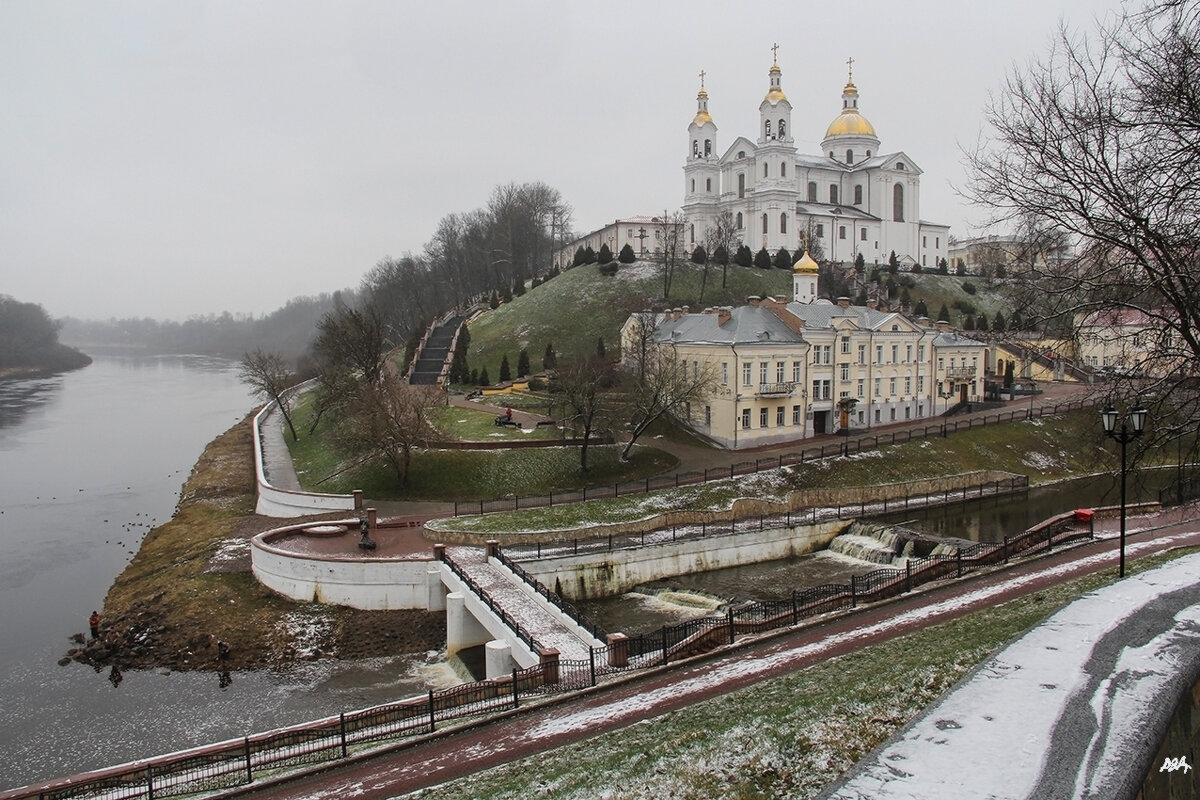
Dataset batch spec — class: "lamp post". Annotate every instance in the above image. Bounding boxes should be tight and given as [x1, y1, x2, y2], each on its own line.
[1100, 402, 1148, 578]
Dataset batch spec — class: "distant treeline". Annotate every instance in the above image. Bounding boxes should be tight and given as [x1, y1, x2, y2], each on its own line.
[59, 293, 342, 363]
[0, 295, 92, 375]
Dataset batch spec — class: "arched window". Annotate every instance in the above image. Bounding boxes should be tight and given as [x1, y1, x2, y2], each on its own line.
[807, 182, 817, 202]
[780, 213, 787, 234]
[893, 183, 905, 222]
[690, 179, 695, 193]
[778, 119, 786, 138]
[762, 213, 769, 234]
[780, 162, 786, 177]
[738, 173, 746, 198]
[736, 211, 744, 229]
[765, 119, 772, 138]
[764, 162, 769, 178]
[704, 139, 712, 156]
[846, 149, 854, 164]
[829, 185, 839, 204]
[705, 177, 711, 191]
[692, 140, 699, 156]
[896, 162, 907, 171]
[866, 150, 872, 158]
[854, 185, 863, 205]
[690, 224, 695, 244]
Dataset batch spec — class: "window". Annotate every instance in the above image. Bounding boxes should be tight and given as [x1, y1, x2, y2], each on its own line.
[918, 376, 925, 393]
[858, 344, 866, 364]
[875, 409, 881, 422]
[906, 344, 913, 362]
[846, 149, 854, 164]
[780, 162, 786, 177]
[874, 377, 881, 395]
[760, 407, 768, 427]
[823, 345, 832, 365]
[742, 408, 751, 429]
[889, 377, 896, 396]
[935, 237, 940, 248]
[705, 405, 711, 425]
[792, 360, 802, 382]
[776, 361, 785, 383]
[692, 360, 699, 379]
[812, 379, 821, 398]
[743, 362, 752, 386]
[690, 224, 695, 244]
[736, 212, 744, 229]
[762, 213, 769, 234]
[923, 236, 927, 248]
[905, 376, 911, 395]
[764, 162, 769, 178]
[779, 119, 786, 137]
[816, 223, 824, 237]
[706, 177, 712, 192]
[893, 183, 905, 222]
[841, 336, 851, 354]
[839, 226, 846, 240]
[812, 348, 821, 365]
[780, 213, 787, 234]
[857, 378, 865, 397]
[938, 357, 944, 370]
[739, 173, 746, 198]
[890, 408, 897, 421]
[690, 179, 695, 193]
[918, 345, 925, 361]
[876, 345, 883, 363]
[854, 185, 863, 205]
[705, 139, 712, 156]
[830, 185, 839, 204]
[692, 139, 699, 156]
[722, 362, 728, 385]
[792, 405, 802, 425]
[759, 362, 768, 385]
[891, 345, 899, 363]
[765, 119, 771, 138]
[840, 363, 850, 381]
[860, 228, 867, 241]
[896, 162, 907, 171]
[777, 406, 785, 426]
[807, 182, 817, 202]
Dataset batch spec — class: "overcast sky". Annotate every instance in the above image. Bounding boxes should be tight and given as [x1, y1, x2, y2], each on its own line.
[1, 0, 1129, 321]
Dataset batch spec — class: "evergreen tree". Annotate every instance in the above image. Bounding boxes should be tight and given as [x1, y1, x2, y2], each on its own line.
[583, 246, 597, 264]
[543, 342, 557, 370]
[713, 244, 729, 266]
[517, 348, 530, 377]
[869, 267, 882, 283]
[937, 303, 951, 322]
[993, 311, 1007, 332]
[774, 247, 792, 269]
[888, 250, 900, 274]
[911, 262, 923, 273]
[914, 299, 929, 317]
[1004, 360, 1015, 389]
[978, 313, 989, 331]
[572, 246, 587, 267]
[597, 337, 606, 358]
[900, 288, 911, 307]
[956, 260, 967, 276]
[938, 257, 949, 274]
[513, 277, 525, 297]
[499, 354, 511, 383]
[691, 244, 708, 264]
[1010, 310, 1024, 330]
[449, 336, 469, 383]
[598, 243, 613, 264]
[964, 314, 976, 330]
[754, 247, 772, 269]
[618, 243, 637, 264]
[734, 244, 753, 268]
[489, 291, 499, 310]
[479, 367, 490, 386]
[855, 289, 868, 305]
[470, 368, 479, 385]
[854, 252, 866, 272]
[501, 283, 513, 303]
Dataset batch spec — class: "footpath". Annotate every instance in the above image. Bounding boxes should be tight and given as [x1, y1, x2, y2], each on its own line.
[225, 504, 1200, 799]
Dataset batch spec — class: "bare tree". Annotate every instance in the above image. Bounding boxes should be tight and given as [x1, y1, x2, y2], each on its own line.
[552, 356, 614, 472]
[239, 350, 299, 441]
[618, 341, 716, 460]
[312, 302, 390, 388]
[336, 373, 443, 488]
[658, 210, 685, 300]
[965, 1, 1200, 457]
[705, 210, 738, 288]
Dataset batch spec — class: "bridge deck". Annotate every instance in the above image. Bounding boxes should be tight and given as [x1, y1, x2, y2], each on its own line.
[446, 546, 596, 661]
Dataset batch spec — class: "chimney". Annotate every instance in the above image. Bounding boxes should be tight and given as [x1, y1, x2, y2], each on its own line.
[918, 316, 932, 328]
[717, 307, 731, 326]
[866, 299, 878, 310]
[837, 296, 851, 309]
[936, 319, 951, 332]
[746, 295, 761, 307]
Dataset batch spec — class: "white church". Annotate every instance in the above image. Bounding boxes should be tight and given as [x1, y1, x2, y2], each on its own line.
[683, 49, 950, 270]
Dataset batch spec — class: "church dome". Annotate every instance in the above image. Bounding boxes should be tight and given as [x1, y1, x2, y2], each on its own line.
[824, 77, 878, 140]
[793, 251, 819, 273]
[764, 64, 787, 104]
[693, 89, 713, 125]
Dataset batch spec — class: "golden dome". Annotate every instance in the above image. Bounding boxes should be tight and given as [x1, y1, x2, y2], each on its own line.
[764, 86, 788, 104]
[793, 251, 819, 273]
[693, 110, 713, 125]
[825, 109, 876, 138]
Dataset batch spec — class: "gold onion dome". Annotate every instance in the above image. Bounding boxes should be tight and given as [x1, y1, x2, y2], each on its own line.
[825, 81, 876, 137]
[793, 251, 819, 273]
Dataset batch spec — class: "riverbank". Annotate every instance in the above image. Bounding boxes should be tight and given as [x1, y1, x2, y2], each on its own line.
[63, 415, 443, 673]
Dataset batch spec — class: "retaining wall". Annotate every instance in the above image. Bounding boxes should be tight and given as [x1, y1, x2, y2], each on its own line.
[253, 396, 356, 518]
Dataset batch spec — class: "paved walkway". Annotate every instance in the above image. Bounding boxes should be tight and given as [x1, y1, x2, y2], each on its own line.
[224, 504, 1200, 799]
[260, 405, 302, 491]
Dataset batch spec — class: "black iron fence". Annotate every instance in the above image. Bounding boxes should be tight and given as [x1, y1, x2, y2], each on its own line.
[491, 547, 609, 643]
[451, 398, 1098, 517]
[438, 549, 545, 655]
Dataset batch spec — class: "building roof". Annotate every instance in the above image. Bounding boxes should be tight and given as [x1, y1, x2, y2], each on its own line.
[652, 306, 806, 346]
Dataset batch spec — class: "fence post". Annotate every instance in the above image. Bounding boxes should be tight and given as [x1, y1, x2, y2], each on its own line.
[728, 606, 735, 645]
[608, 533, 613, 551]
[662, 625, 669, 666]
[147, 764, 155, 800]
[340, 712, 348, 758]
[428, 689, 436, 733]
[730, 465, 734, 479]
[590, 646, 597, 686]
[956, 549, 962, 578]
[512, 668, 520, 709]
[792, 590, 799, 625]
[906, 560, 912, 593]
[244, 737, 253, 782]
[574, 538, 578, 555]
[850, 576, 857, 608]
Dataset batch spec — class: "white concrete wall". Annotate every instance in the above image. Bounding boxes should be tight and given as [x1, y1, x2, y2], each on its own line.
[521, 520, 849, 600]
[252, 395, 356, 518]
[251, 522, 437, 610]
[438, 563, 540, 669]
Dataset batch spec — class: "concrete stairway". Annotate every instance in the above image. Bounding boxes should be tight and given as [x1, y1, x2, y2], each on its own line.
[409, 315, 464, 385]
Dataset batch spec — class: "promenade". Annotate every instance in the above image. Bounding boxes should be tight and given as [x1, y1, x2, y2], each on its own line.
[226, 504, 1200, 799]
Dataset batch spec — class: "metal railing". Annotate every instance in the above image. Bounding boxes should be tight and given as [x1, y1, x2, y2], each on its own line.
[439, 549, 544, 654]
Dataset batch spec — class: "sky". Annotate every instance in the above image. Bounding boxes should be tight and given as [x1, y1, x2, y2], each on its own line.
[1, 0, 1130, 321]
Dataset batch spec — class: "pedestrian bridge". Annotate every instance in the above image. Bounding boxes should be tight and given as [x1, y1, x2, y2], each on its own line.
[249, 518, 603, 679]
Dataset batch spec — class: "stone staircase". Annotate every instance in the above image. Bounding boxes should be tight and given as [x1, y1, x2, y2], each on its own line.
[409, 315, 464, 385]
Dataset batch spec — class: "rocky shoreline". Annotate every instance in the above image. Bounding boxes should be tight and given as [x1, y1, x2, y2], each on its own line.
[61, 415, 444, 674]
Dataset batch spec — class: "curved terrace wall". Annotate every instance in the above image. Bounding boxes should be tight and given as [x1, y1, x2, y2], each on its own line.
[252, 391, 356, 518]
[251, 519, 438, 610]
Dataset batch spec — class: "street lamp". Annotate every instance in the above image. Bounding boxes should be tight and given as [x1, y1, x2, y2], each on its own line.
[1100, 402, 1148, 578]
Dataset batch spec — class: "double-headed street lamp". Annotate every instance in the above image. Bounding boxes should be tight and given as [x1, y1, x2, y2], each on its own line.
[1100, 402, 1148, 578]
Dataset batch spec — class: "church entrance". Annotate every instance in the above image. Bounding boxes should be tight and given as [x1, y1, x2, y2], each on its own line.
[813, 410, 829, 435]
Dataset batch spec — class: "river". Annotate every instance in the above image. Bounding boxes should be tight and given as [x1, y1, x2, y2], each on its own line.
[0, 354, 435, 788]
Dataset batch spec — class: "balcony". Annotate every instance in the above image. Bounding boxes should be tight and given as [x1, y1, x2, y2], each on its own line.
[756, 382, 795, 397]
[946, 366, 977, 381]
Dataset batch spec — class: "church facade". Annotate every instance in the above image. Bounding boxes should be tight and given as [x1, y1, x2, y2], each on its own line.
[683, 53, 950, 271]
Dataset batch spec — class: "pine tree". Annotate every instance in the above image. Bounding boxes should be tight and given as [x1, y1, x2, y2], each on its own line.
[774, 247, 792, 269]
[573, 246, 587, 267]
[754, 247, 772, 269]
[888, 250, 900, 274]
[618, 243, 636, 264]
[993, 311, 1007, 332]
[978, 313, 989, 331]
[499, 354, 511, 383]
[489, 291, 499, 310]
[517, 348, 530, 377]
[713, 244, 729, 266]
[937, 303, 951, 322]
[854, 252, 866, 272]
[543, 342, 556, 370]
[735, 244, 753, 268]
[583, 246, 596, 264]
[914, 299, 929, 317]
[598, 243, 613, 264]
[470, 368, 479, 385]
[964, 314, 976, 330]
[691, 244, 708, 264]
[479, 367, 490, 386]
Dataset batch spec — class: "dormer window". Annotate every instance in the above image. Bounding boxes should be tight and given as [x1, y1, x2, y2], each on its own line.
[896, 162, 907, 171]
[738, 150, 746, 159]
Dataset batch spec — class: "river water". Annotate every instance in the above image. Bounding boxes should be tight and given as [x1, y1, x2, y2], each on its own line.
[0, 355, 435, 788]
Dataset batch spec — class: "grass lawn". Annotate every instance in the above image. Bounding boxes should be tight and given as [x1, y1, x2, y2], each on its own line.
[430, 404, 559, 442]
[406, 548, 1193, 800]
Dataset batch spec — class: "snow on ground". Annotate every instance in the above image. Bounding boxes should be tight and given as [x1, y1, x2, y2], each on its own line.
[824, 551, 1200, 799]
[207, 537, 249, 568]
[274, 609, 335, 659]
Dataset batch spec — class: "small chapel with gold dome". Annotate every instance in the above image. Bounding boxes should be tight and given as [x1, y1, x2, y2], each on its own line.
[683, 48, 950, 271]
